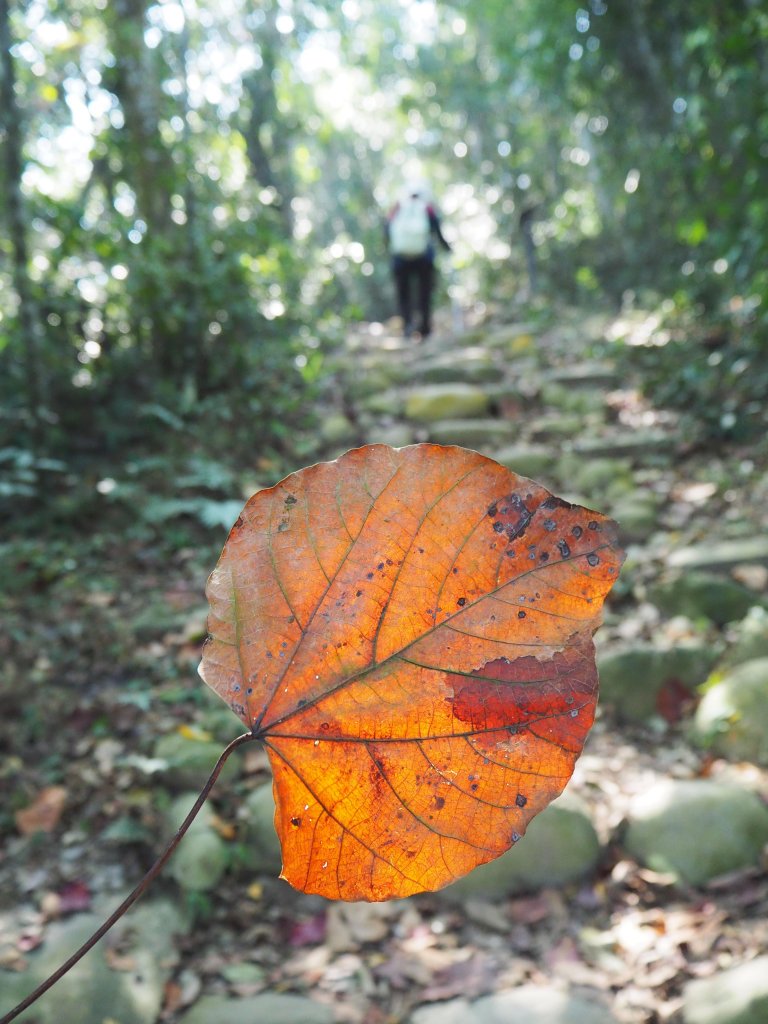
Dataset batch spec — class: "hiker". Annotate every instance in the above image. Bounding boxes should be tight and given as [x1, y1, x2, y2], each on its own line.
[386, 182, 451, 339]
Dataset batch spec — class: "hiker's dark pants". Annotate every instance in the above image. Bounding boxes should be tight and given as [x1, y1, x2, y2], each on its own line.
[392, 252, 435, 336]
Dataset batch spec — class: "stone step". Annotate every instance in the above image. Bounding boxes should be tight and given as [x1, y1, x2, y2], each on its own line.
[426, 418, 513, 448]
[571, 429, 675, 460]
[668, 536, 768, 571]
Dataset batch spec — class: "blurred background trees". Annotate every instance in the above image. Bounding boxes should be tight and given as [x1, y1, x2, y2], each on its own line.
[2, 0, 766, 503]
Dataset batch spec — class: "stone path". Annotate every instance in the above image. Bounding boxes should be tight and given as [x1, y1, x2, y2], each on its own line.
[307, 309, 768, 1023]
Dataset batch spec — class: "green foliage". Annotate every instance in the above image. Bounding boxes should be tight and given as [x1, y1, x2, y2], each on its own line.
[2, 0, 767, 500]
[612, 297, 768, 442]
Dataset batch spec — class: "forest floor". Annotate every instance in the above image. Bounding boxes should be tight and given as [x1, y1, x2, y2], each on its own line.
[2, 299, 768, 1024]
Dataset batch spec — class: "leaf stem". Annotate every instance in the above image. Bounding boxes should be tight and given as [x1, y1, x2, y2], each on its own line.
[0, 730, 257, 1024]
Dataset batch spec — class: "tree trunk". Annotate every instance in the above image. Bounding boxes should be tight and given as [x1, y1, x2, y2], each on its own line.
[0, 0, 46, 425]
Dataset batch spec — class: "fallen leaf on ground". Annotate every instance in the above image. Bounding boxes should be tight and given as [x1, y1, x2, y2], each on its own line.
[15, 786, 68, 836]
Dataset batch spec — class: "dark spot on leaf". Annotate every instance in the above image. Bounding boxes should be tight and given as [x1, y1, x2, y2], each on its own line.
[457, 597, 467, 607]
[572, 525, 583, 539]
[285, 495, 297, 506]
[366, 572, 374, 579]
[493, 521, 505, 534]
[487, 504, 498, 517]
[277, 520, 289, 533]
[539, 551, 549, 561]
[356, 590, 363, 597]
[543, 518, 556, 532]
[320, 722, 330, 731]
[540, 495, 570, 510]
[506, 548, 515, 557]
[233, 683, 241, 692]
[233, 515, 244, 530]
[516, 793, 527, 807]
[511, 831, 521, 843]
[377, 562, 385, 571]
[247, 687, 253, 695]
[470, 782, 479, 791]
[287, 614, 295, 624]
[291, 816, 302, 827]
[518, 610, 526, 619]
[452, 567, 459, 574]
[588, 521, 602, 531]
[587, 553, 600, 566]
[557, 539, 571, 558]
[434, 796, 445, 810]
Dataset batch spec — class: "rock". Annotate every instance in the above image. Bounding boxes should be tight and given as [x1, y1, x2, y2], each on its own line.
[571, 430, 674, 460]
[481, 324, 538, 355]
[413, 347, 499, 384]
[242, 782, 283, 874]
[555, 455, 634, 498]
[723, 607, 768, 668]
[610, 491, 661, 542]
[404, 384, 490, 422]
[668, 537, 768, 572]
[691, 658, 768, 765]
[682, 955, 768, 1024]
[370, 423, 415, 449]
[154, 732, 240, 790]
[219, 962, 267, 985]
[624, 779, 768, 885]
[353, 362, 409, 396]
[540, 382, 607, 416]
[163, 794, 229, 892]
[472, 986, 617, 1024]
[410, 998, 478, 1024]
[319, 412, 358, 446]
[409, 986, 617, 1024]
[441, 795, 600, 899]
[360, 389, 403, 416]
[427, 419, 513, 448]
[492, 443, 557, 479]
[529, 414, 586, 440]
[597, 644, 721, 723]
[178, 993, 334, 1024]
[544, 362, 618, 389]
[1, 898, 187, 1024]
[649, 572, 765, 626]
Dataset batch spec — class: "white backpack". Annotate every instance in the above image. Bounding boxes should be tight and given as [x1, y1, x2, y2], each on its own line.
[389, 197, 430, 257]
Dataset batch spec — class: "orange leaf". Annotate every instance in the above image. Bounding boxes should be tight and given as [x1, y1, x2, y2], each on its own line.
[15, 786, 68, 836]
[200, 444, 624, 900]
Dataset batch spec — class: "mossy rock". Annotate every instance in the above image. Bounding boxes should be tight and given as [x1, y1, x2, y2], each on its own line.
[492, 444, 557, 479]
[440, 795, 600, 899]
[427, 418, 512, 448]
[624, 779, 768, 885]
[164, 793, 229, 892]
[178, 994, 333, 1024]
[154, 732, 240, 790]
[403, 384, 490, 422]
[597, 644, 721, 723]
[649, 572, 766, 626]
[691, 658, 768, 765]
[1, 898, 188, 1024]
[241, 782, 283, 874]
[682, 955, 768, 1024]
